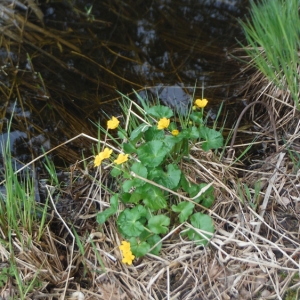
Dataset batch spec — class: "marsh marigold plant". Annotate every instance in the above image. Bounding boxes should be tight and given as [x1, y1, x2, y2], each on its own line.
[95, 96, 223, 260]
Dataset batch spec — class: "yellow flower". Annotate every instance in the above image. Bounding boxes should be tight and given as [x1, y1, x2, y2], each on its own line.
[94, 147, 113, 167]
[119, 241, 135, 265]
[107, 116, 120, 130]
[119, 241, 131, 252]
[122, 251, 135, 265]
[157, 117, 170, 130]
[194, 99, 208, 108]
[171, 129, 179, 136]
[114, 153, 129, 165]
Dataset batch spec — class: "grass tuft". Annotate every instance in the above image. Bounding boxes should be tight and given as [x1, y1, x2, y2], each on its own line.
[239, 0, 300, 107]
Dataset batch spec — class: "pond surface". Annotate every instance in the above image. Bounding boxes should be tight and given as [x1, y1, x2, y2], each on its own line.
[0, 0, 249, 165]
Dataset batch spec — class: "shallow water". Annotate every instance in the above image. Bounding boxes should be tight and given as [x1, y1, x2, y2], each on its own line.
[0, 0, 249, 164]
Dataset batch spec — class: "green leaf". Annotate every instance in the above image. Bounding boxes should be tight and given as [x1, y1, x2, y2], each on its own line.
[171, 201, 195, 223]
[117, 206, 147, 238]
[129, 237, 151, 257]
[123, 142, 137, 154]
[180, 174, 191, 192]
[137, 140, 168, 167]
[122, 180, 135, 192]
[147, 234, 162, 255]
[200, 187, 215, 208]
[185, 212, 215, 246]
[188, 183, 214, 207]
[130, 123, 150, 143]
[189, 112, 204, 124]
[117, 130, 127, 139]
[129, 191, 143, 204]
[96, 194, 118, 225]
[189, 126, 200, 139]
[110, 166, 122, 177]
[131, 205, 148, 220]
[122, 163, 147, 192]
[151, 164, 181, 190]
[122, 191, 143, 204]
[121, 193, 131, 203]
[180, 126, 199, 139]
[146, 105, 173, 119]
[144, 126, 165, 141]
[148, 215, 170, 234]
[130, 162, 148, 186]
[140, 184, 167, 211]
[163, 135, 182, 151]
[199, 127, 223, 151]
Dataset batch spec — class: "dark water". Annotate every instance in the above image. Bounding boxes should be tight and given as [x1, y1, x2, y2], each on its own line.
[0, 0, 249, 164]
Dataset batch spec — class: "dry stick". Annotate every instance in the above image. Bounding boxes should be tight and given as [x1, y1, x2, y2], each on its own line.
[0, 133, 121, 185]
[132, 172, 300, 269]
[254, 152, 285, 240]
[46, 185, 74, 300]
[227, 101, 280, 160]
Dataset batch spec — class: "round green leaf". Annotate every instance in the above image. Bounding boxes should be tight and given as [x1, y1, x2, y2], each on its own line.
[171, 201, 194, 223]
[186, 212, 215, 246]
[147, 234, 162, 255]
[142, 184, 167, 211]
[199, 127, 224, 151]
[151, 164, 181, 190]
[144, 126, 165, 141]
[131, 162, 148, 186]
[188, 183, 215, 207]
[148, 215, 170, 234]
[137, 140, 168, 167]
[130, 123, 150, 143]
[146, 105, 174, 118]
[117, 208, 145, 238]
[129, 237, 151, 258]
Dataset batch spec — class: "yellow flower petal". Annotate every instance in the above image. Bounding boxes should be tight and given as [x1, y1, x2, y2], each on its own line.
[171, 129, 179, 136]
[94, 148, 113, 167]
[107, 116, 120, 130]
[194, 99, 208, 108]
[157, 117, 170, 130]
[122, 251, 135, 265]
[94, 155, 103, 167]
[102, 147, 113, 159]
[119, 241, 131, 252]
[114, 153, 129, 165]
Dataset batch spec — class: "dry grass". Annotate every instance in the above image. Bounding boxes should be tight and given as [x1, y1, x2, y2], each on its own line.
[2, 71, 300, 299]
[1, 2, 300, 300]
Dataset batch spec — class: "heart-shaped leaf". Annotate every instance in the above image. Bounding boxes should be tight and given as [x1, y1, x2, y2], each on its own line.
[199, 127, 223, 151]
[140, 184, 167, 210]
[146, 105, 173, 118]
[148, 215, 170, 234]
[129, 237, 151, 257]
[117, 206, 147, 238]
[172, 201, 195, 223]
[185, 212, 215, 246]
[150, 164, 181, 190]
[137, 140, 168, 167]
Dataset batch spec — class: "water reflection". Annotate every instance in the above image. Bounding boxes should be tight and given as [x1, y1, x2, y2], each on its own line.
[0, 0, 249, 163]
